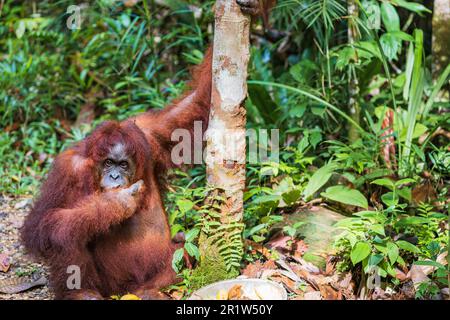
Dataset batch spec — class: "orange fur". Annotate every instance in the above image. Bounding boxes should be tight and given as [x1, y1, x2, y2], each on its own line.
[21, 51, 213, 299]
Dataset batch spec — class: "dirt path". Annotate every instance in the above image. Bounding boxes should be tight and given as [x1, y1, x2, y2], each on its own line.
[0, 196, 53, 300]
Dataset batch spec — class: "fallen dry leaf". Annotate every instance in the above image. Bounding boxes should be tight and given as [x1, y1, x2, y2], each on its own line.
[290, 255, 321, 274]
[304, 291, 321, 300]
[227, 285, 243, 300]
[267, 233, 292, 252]
[0, 254, 11, 273]
[0, 276, 47, 294]
[371, 287, 389, 300]
[407, 251, 448, 280]
[412, 180, 437, 205]
[408, 265, 430, 289]
[241, 261, 265, 278]
[245, 240, 272, 259]
[290, 264, 319, 291]
[262, 260, 277, 270]
[324, 256, 336, 276]
[270, 272, 304, 295]
[241, 259, 277, 279]
[397, 281, 415, 299]
[319, 284, 341, 300]
[166, 288, 185, 300]
[334, 273, 356, 300]
[293, 240, 308, 258]
[395, 268, 408, 282]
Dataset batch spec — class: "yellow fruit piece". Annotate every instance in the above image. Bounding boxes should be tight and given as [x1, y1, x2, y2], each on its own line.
[120, 294, 142, 300]
[216, 290, 228, 300]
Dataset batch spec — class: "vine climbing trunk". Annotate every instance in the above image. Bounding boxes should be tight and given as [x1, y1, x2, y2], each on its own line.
[192, 0, 250, 288]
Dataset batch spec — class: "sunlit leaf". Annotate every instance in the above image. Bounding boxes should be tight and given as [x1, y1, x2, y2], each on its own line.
[351, 242, 372, 265]
[321, 185, 368, 209]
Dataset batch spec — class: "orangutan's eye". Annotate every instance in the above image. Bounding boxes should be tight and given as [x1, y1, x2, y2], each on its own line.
[119, 161, 128, 169]
[104, 159, 114, 167]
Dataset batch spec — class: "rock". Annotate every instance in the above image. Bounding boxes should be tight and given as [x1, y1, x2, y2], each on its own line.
[274, 206, 346, 269]
[10, 217, 23, 229]
[441, 288, 449, 299]
[14, 199, 32, 210]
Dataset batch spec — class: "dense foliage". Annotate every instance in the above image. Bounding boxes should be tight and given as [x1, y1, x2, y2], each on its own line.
[1, 0, 448, 299]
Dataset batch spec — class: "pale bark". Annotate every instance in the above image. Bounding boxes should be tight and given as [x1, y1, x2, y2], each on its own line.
[205, 0, 250, 223]
[197, 0, 250, 277]
[432, 0, 450, 99]
[348, 0, 360, 141]
[432, 0, 450, 79]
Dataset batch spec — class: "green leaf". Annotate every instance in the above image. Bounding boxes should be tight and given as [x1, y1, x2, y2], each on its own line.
[387, 242, 399, 265]
[290, 60, 318, 84]
[369, 224, 386, 236]
[414, 260, 445, 269]
[371, 178, 395, 188]
[283, 225, 297, 238]
[245, 224, 267, 237]
[290, 104, 307, 118]
[176, 199, 194, 213]
[385, 261, 397, 277]
[252, 235, 266, 243]
[396, 216, 429, 226]
[185, 228, 200, 242]
[171, 248, 185, 273]
[397, 255, 406, 267]
[170, 224, 183, 238]
[394, 178, 415, 186]
[403, 42, 415, 101]
[399, 123, 428, 141]
[282, 188, 302, 205]
[364, 253, 384, 272]
[120, 13, 131, 27]
[184, 242, 200, 260]
[393, 0, 431, 15]
[381, 192, 398, 207]
[311, 104, 326, 117]
[354, 211, 386, 224]
[374, 242, 388, 254]
[380, 33, 401, 61]
[15, 21, 26, 39]
[275, 177, 301, 206]
[388, 31, 414, 42]
[367, 253, 384, 267]
[396, 240, 421, 254]
[377, 267, 388, 278]
[303, 163, 337, 199]
[362, 0, 381, 30]
[321, 185, 368, 209]
[351, 242, 372, 265]
[381, 2, 400, 32]
[397, 188, 411, 202]
[252, 194, 281, 207]
[309, 130, 322, 149]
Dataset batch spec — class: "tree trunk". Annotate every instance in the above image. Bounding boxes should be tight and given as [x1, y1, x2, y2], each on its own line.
[206, 1, 250, 220]
[432, 0, 450, 98]
[347, 0, 360, 141]
[192, 0, 250, 287]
